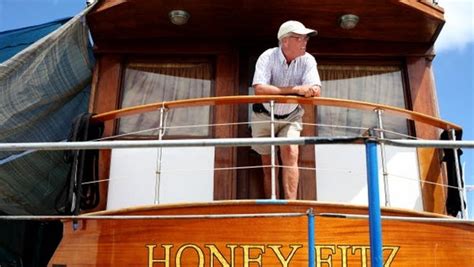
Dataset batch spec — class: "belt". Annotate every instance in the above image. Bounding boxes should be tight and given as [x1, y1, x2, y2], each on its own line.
[252, 103, 297, 120]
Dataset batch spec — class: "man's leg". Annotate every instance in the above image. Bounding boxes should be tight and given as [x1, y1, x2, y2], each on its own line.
[251, 111, 282, 199]
[280, 144, 299, 199]
[277, 106, 304, 199]
[261, 154, 279, 199]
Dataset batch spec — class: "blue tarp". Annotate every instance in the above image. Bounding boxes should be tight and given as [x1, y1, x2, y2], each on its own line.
[0, 13, 94, 214]
[0, 18, 71, 63]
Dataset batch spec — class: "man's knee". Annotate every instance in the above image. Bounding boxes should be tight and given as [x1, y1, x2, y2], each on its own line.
[280, 145, 299, 165]
[260, 154, 272, 165]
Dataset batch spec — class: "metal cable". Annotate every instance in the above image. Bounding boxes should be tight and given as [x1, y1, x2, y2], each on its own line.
[0, 212, 307, 221]
[80, 163, 470, 193]
[319, 213, 474, 224]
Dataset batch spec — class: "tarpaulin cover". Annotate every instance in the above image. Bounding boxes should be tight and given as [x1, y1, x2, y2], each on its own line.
[0, 18, 70, 63]
[0, 14, 93, 214]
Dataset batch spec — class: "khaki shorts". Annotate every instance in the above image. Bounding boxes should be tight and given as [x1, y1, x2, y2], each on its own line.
[250, 106, 304, 155]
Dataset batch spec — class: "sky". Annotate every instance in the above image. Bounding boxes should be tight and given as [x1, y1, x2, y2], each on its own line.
[0, 0, 473, 217]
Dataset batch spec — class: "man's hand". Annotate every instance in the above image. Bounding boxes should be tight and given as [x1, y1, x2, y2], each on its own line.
[295, 85, 321, 97]
[309, 85, 321, 97]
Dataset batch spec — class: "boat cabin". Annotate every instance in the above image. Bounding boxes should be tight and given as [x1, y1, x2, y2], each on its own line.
[85, 0, 458, 215]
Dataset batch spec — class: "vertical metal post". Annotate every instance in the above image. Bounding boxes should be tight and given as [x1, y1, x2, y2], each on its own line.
[450, 129, 466, 219]
[375, 109, 390, 207]
[269, 100, 277, 200]
[462, 162, 469, 219]
[154, 107, 166, 204]
[307, 208, 315, 267]
[365, 140, 383, 267]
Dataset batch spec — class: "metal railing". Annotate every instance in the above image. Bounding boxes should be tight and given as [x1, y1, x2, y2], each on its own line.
[1, 96, 472, 267]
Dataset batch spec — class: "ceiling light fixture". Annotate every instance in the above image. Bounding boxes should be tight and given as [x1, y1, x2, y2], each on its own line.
[169, 10, 190, 25]
[339, 14, 359, 30]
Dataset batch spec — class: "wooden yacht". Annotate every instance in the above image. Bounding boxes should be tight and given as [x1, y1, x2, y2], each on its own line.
[5, 0, 472, 266]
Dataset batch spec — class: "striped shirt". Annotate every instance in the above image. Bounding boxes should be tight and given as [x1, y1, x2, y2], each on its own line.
[252, 47, 321, 115]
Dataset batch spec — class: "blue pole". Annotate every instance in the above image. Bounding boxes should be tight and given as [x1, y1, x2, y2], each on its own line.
[365, 140, 383, 267]
[307, 208, 315, 267]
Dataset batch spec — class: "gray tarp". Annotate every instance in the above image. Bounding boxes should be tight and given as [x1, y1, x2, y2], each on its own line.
[0, 14, 93, 214]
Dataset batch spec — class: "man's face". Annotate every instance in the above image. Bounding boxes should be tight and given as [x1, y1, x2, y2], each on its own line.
[282, 33, 309, 59]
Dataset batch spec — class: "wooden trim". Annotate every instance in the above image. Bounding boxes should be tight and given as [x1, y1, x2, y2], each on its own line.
[400, 58, 417, 137]
[407, 56, 447, 214]
[213, 51, 238, 200]
[89, 55, 123, 211]
[392, 1, 445, 45]
[393, 0, 444, 19]
[93, 40, 235, 55]
[403, 0, 448, 47]
[88, 63, 100, 113]
[92, 0, 128, 14]
[309, 40, 435, 58]
[417, 147, 447, 213]
[418, 0, 444, 13]
[299, 104, 316, 200]
[92, 56, 122, 134]
[95, 40, 438, 58]
[92, 95, 462, 131]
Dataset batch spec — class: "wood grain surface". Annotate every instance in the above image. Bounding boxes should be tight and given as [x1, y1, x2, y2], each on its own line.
[91, 95, 461, 131]
[49, 201, 473, 266]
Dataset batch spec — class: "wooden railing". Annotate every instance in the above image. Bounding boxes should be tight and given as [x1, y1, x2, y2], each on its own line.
[91, 95, 462, 131]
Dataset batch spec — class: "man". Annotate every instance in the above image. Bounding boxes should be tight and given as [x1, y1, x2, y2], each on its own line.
[251, 20, 322, 199]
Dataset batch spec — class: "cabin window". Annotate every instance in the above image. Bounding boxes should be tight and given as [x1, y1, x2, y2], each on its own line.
[318, 64, 408, 138]
[118, 60, 214, 137]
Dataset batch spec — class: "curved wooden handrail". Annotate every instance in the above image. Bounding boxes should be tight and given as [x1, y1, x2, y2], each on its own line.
[91, 96, 461, 131]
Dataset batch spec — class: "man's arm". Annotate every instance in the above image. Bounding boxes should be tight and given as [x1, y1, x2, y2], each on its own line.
[254, 84, 320, 97]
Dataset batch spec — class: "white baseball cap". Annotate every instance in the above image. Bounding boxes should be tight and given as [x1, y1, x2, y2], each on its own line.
[277, 20, 317, 40]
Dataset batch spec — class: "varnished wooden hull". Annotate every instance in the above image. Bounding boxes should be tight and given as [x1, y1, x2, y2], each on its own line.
[49, 200, 473, 266]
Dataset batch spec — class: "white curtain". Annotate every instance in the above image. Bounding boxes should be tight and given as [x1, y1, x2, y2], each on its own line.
[317, 65, 408, 138]
[119, 62, 213, 137]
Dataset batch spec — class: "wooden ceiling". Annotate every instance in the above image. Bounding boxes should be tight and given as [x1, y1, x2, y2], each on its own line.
[87, 0, 445, 46]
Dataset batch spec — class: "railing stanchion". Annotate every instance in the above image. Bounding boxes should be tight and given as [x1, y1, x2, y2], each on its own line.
[365, 139, 383, 267]
[375, 109, 390, 207]
[450, 129, 466, 219]
[154, 106, 166, 204]
[307, 208, 315, 267]
[269, 100, 277, 200]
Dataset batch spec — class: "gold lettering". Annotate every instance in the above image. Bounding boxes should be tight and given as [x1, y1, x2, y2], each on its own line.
[268, 244, 302, 267]
[176, 244, 204, 267]
[337, 245, 351, 267]
[316, 245, 335, 267]
[144, 242, 398, 267]
[352, 246, 370, 267]
[205, 244, 237, 267]
[146, 244, 173, 267]
[241, 245, 265, 267]
[383, 246, 400, 267]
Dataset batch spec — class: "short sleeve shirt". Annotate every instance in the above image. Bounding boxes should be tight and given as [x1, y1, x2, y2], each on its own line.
[252, 47, 321, 115]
